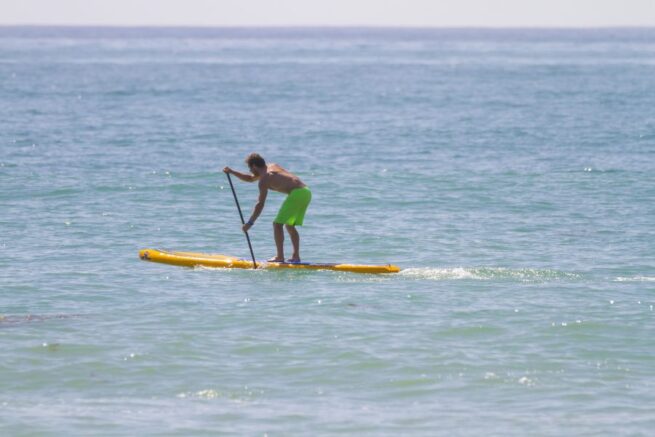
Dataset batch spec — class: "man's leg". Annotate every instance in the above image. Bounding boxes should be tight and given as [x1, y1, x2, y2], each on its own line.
[285, 224, 300, 262]
[270, 222, 284, 262]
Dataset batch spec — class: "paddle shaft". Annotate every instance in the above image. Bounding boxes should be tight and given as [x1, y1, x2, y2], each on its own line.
[226, 172, 257, 269]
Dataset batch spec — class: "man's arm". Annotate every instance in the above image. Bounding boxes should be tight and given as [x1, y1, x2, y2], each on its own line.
[243, 180, 268, 231]
[223, 167, 259, 182]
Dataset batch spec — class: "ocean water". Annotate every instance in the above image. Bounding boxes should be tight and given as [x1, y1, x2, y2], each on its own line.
[1, 26, 654, 435]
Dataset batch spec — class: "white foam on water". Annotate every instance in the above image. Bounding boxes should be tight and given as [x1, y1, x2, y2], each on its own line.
[614, 276, 655, 282]
[400, 267, 477, 280]
[399, 267, 580, 282]
[177, 389, 221, 400]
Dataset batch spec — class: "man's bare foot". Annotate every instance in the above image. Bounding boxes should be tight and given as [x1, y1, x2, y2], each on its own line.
[267, 257, 284, 263]
[286, 258, 301, 263]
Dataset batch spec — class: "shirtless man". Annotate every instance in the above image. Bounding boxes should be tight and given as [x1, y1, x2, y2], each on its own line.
[223, 153, 311, 263]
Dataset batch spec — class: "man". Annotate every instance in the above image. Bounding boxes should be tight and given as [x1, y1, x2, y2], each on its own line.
[223, 153, 311, 263]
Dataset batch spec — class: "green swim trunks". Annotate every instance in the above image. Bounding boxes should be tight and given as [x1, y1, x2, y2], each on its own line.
[274, 187, 312, 226]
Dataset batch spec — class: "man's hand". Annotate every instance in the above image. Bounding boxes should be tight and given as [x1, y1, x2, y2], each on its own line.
[223, 166, 233, 174]
[242, 222, 252, 233]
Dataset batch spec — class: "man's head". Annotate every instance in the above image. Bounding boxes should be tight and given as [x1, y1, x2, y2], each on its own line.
[245, 153, 266, 175]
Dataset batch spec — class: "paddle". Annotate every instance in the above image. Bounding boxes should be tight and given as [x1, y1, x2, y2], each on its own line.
[226, 172, 257, 269]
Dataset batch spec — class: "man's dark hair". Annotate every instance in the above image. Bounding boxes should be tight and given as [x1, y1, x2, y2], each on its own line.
[245, 153, 266, 168]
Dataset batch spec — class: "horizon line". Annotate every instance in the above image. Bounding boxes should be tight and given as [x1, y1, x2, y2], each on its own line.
[1, 24, 655, 30]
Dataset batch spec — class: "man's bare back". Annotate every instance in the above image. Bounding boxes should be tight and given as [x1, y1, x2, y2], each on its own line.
[260, 163, 306, 194]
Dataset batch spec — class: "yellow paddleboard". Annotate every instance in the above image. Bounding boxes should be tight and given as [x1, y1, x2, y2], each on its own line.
[139, 248, 400, 274]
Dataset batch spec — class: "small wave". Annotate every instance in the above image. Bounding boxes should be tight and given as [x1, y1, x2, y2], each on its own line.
[177, 387, 261, 402]
[614, 276, 655, 282]
[0, 314, 81, 327]
[399, 267, 580, 282]
[177, 389, 222, 400]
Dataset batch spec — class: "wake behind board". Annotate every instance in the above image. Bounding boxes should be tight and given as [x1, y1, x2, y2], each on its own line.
[139, 248, 400, 274]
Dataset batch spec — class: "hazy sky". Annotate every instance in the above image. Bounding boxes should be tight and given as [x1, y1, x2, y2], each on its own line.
[1, 0, 654, 27]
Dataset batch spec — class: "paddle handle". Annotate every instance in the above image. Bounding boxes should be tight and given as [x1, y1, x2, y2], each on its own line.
[226, 172, 257, 269]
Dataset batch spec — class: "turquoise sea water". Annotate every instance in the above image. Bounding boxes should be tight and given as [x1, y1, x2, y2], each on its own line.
[1, 27, 654, 435]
